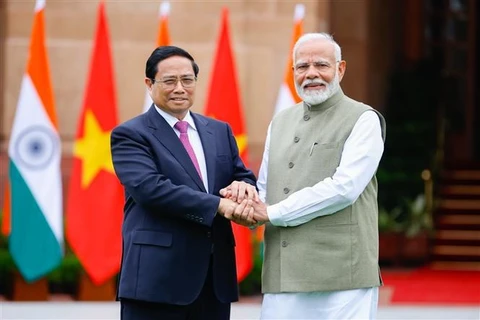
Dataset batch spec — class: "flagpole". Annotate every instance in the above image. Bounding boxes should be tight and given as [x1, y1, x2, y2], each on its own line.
[143, 1, 171, 113]
[273, 3, 305, 116]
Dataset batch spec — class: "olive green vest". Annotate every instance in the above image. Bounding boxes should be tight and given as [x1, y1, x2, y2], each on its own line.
[262, 89, 386, 293]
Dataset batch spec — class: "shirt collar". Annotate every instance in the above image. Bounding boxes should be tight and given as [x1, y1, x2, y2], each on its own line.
[154, 105, 198, 131]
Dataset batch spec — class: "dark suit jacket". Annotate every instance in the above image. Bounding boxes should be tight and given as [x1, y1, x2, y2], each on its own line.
[110, 106, 256, 305]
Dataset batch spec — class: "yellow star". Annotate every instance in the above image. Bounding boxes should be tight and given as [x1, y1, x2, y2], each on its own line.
[74, 109, 115, 189]
[206, 113, 248, 155]
[235, 134, 247, 155]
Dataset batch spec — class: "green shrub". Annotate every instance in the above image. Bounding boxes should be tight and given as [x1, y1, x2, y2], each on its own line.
[48, 254, 82, 294]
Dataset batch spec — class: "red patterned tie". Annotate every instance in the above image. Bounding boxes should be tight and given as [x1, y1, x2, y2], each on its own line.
[174, 121, 203, 180]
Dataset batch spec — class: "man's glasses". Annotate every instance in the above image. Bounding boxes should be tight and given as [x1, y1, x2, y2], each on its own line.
[151, 76, 197, 90]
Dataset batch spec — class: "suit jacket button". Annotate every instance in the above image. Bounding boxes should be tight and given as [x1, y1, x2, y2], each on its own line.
[281, 240, 288, 247]
[283, 187, 290, 194]
[206, 231, 212, 238]
[294, 137, 300, 143]
[303, 115, 310, 121]
[288, 162, 294, 168]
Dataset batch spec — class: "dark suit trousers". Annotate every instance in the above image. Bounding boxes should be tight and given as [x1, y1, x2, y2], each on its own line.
[120, 258, 231, 320]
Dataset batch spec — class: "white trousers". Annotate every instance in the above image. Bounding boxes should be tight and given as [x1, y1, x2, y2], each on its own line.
[260, 287, 378, 320]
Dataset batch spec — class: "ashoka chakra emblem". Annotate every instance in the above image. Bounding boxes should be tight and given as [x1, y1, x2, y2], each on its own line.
[14, 126, 58, 170]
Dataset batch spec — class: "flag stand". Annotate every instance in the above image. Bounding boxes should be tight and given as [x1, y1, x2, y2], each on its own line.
[76, 272, 116, 301]
[12, 271, 48, 301]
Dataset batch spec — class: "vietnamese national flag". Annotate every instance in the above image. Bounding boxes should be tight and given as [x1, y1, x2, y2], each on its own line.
[66, 1, 123, 285]
[204, 8, 253, 282]
[273, 4, 304, 115]
[142, 1, 171, 113]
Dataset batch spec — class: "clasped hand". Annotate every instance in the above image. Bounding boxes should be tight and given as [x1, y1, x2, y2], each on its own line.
[217, 181, 269, 227]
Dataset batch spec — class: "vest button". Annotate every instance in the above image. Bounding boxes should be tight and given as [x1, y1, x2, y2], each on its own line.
[281, 240, 288, 247]
[283, 187, 290, 194]
[288, 162, 294, 168]
[206, 231, 212, 238]
[303, 115, 310, 121]
[294, 137, 300, 143]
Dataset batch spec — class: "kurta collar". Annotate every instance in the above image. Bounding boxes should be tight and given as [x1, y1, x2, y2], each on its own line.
[303, 88, 345, 112]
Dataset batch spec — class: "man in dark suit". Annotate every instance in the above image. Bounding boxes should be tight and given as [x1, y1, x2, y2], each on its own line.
[110, 46, 257, 320]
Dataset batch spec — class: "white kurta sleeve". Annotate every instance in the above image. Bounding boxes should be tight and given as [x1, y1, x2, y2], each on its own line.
[257, 123, 271, 204]
[267, 110, 384, 227]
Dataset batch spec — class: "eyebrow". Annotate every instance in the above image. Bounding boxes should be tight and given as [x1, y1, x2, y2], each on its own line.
[296, 59, 331, 65]
[162, 74, 195, 79]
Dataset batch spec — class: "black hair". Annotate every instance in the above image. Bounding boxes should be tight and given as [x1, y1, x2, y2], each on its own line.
[145, 46, 199, 80]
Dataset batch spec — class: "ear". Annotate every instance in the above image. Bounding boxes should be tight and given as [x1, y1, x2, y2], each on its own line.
[145, 78, 153, 91]
[337, 60, 347, 82]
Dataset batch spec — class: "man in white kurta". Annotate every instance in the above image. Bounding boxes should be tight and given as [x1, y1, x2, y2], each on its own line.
[251, 33, 385, 319]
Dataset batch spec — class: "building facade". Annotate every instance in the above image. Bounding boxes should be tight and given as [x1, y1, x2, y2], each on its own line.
[1, 1, 479, 268]
[0, 0, 402, 179]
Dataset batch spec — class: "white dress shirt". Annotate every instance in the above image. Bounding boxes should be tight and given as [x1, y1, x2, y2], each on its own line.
[155, 107, 209, 192]
[257, 110, 384, 319]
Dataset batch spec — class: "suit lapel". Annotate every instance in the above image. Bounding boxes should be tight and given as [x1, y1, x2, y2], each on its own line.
[146, 107, 206, 192]
[192, 113, 216, 194]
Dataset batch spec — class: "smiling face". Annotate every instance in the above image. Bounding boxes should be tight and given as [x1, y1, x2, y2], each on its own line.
[293, 39, 346, 105]
[145, 55, 196, 119]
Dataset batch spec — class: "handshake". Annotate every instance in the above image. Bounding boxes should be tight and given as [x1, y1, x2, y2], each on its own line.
[217, 181, 268, 227]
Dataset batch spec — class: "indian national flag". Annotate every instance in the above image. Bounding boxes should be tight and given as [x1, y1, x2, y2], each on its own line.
[273, 4, 305, 115]
[7, 0, 63, 282]
[143, 1, 171, 112]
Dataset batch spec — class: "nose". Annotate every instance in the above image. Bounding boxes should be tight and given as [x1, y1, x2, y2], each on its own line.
[305, 64, 320, 79]
[173, 80, 185, 93]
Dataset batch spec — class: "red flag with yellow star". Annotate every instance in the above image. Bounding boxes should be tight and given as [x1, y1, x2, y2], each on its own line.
[66, 1, 123, 285]
[204, 8, 253, 282]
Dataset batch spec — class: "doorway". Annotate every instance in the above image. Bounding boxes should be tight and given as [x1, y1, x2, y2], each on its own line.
[424, 0, 478, 163]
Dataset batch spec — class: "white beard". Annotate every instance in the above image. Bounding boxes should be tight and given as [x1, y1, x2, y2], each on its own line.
[295, 71, 340, 105]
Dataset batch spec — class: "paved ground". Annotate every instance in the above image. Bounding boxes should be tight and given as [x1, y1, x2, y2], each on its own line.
[0, 301, 479, 319]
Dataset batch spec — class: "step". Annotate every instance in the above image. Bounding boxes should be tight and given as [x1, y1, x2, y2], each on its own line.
[438, 199, 480, 211]
[435, 230, 480, 241]
[438, 214, 480, 225]
[444, 162, 480, 170]
[440, 185, 480, 196]
[434, 238, 480, 246]
[436, 215, 480, 231]
[442, 170, 480, 181]
[435, 208, 480, 216]
[432, 245, 480, 257]
[429, 261, 480, 271]
[439, 184, 480, 200]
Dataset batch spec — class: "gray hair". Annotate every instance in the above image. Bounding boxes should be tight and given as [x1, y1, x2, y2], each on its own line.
[292, 33, 342, 63]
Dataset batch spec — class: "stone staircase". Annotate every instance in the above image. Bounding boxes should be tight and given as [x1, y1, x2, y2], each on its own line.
[430, 165, 480, 271]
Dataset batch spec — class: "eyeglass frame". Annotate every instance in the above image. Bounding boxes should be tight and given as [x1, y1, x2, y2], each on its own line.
[150, 76, 197, 89]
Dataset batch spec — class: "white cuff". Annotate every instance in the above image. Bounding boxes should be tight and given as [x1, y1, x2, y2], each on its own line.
[267, 204, 287, 227]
